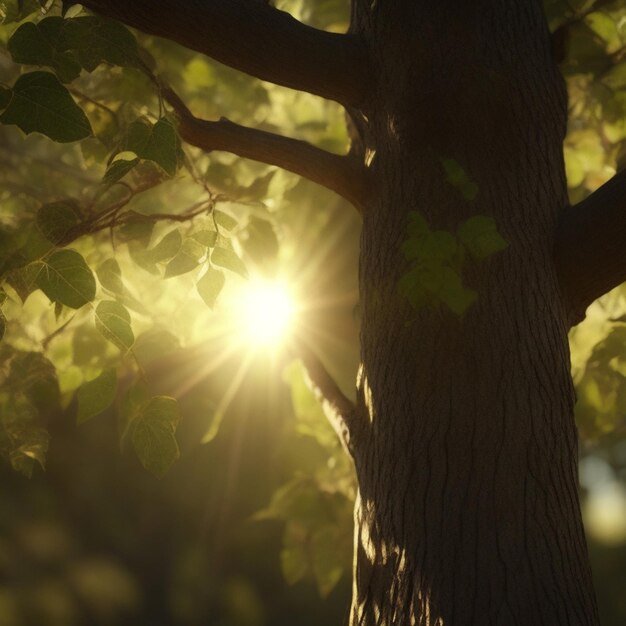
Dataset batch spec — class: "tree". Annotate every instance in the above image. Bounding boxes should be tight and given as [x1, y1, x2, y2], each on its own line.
[1, 0, 625, 624]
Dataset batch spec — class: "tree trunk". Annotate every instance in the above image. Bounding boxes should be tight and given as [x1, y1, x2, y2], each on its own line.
[349, 1, 600, 624]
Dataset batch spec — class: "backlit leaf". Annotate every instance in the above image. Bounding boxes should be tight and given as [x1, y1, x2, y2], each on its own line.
[34, 249, 96, 308]
[60, 15, 140, 71]
[211, 246, 247, 278]
[95, 300, 134, 352]
[148, 229, 182, 263]
[36, 200, 82, 244]
[8, 18, 82, 82]
[123, 118, 181, 176]
[5, 265, 41, 303]
[196, 267, 225, 309]
[401, 230, 457, 264]
[96, 258, 124, 294]
[164, 238, 204, 278]
[191, 229, 218, 248]
[457, 215, 508, 259]
[141, 118, 181, 176]
[103, 156, 139, 185]
[281, 528, 308, 586]
[441, 158, 478, 202]
[131, 396, 180, 477]
[0, 71, 92, 143]
[214, 210, 238, 231]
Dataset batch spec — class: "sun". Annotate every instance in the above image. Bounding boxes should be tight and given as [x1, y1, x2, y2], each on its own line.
[237, 279, 296, 348]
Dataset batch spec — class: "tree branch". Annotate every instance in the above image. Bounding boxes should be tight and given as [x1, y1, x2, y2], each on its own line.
[297, 344, 361, 459]
[555, 169, 626, 325]
[81, 0, 368, 106]
[162, 88, 365, 208]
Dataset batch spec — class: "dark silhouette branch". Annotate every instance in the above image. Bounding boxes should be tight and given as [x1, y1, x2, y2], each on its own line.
[297, 344, 361, 459]
[80, 0, 369, 106]
[162, 88, 365, 208]
[555, 169, 626, 325]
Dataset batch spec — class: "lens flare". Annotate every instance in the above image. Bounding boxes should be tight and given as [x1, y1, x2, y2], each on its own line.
[238, 279, 295, 347]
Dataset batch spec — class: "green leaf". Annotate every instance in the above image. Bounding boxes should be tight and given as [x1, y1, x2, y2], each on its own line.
[8, 18, 82, 83]
[214, 210, 238, 231]
[95, 300, 134, 352]
[18, 224, 55, 265]
[103, 156, 139, 185]
[123, 118, 181, 176]
[131, 396, 180, 477]
[96, 258, 124, 294]
[196, 267, 225, 309]
[441, 158, 478, 202]
[164, 238, 205, 278]
[5, 265, 41, 303]
[76, 368, 117, 423]
[401, 230, 457, 264]
[124, 119, 152, 153]
[7, 16, 139, 80]
[141, 118, 181, 176]
[585, 12, 622, 53]
[211, 246, 247, 278]
[399, 265, 477, 316]
[311, 526, 346, 597]
[34, 249, 96, 308]
[433, 267, 477, 315]
[191, 229, 218, 248]
[36, 200, 82, 244]
[148, 229, 182, 263]
[0, 71, 92, 143]
[61, 16, 140, 71]
[457, 215, 508, 259]
[119, 380, 149, 442]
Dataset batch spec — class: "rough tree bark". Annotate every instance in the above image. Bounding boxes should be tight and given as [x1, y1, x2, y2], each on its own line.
[81, 0, 626, 624]
[348, 2, 597, 624]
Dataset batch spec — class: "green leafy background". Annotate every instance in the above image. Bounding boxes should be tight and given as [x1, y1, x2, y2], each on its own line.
[0, 0, 624, 624]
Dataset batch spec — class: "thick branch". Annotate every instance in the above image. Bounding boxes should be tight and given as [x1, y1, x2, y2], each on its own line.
[555, 169, 626, 325]
[163, 88, 365, 208]
[81, 0, 368, 105]
[297, 344, 361, 459]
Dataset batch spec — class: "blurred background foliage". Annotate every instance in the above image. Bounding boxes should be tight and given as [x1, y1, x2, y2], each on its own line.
[0, 0, 624, 624]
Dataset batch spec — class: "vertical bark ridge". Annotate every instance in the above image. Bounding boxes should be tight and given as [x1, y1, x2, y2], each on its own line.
[348, 1, 599, 624]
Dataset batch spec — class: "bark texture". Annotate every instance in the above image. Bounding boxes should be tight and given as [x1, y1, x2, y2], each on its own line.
[348, 1, 599, 624]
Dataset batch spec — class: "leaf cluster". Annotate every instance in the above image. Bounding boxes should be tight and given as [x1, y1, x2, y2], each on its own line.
[398, 211, 507, 316]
